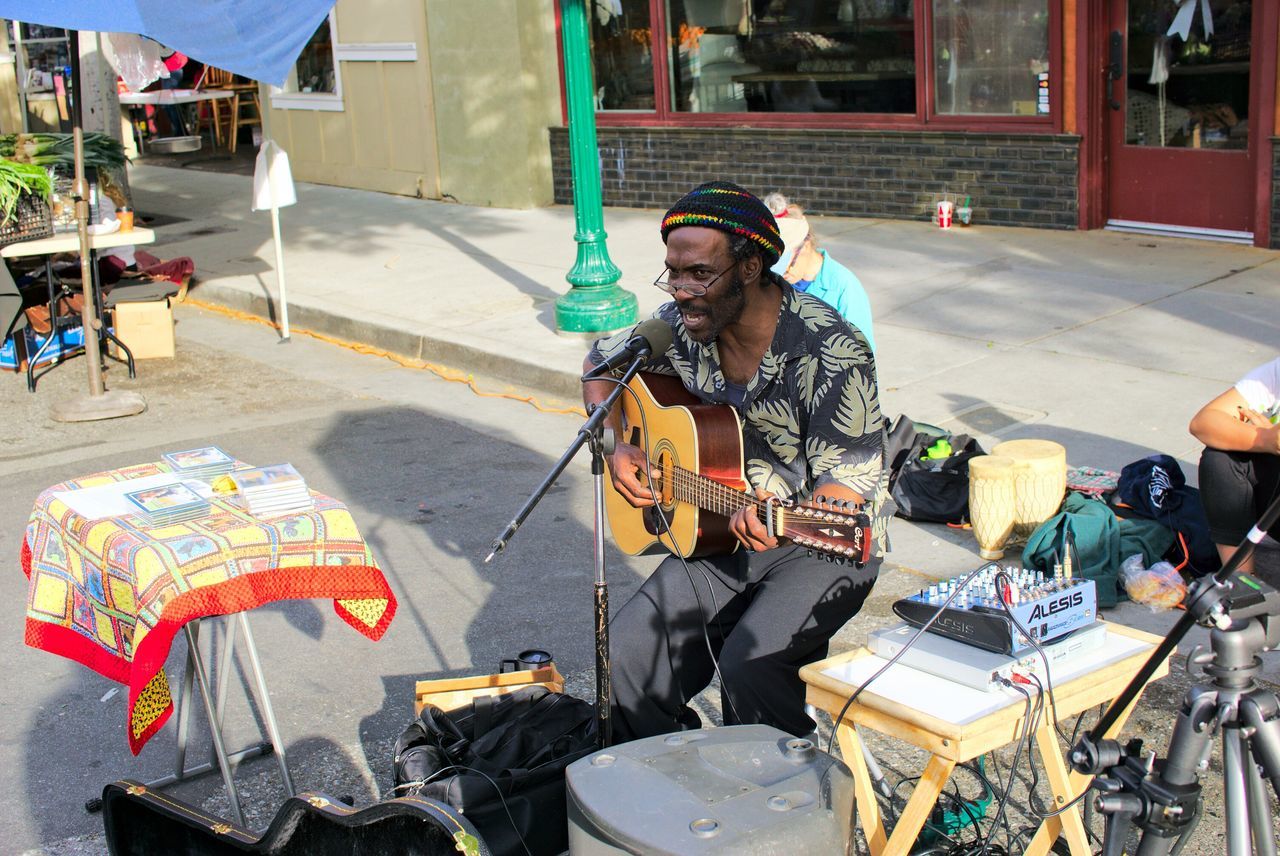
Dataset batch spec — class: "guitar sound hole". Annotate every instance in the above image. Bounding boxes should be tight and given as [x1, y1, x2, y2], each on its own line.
[644, 505, 667, 537]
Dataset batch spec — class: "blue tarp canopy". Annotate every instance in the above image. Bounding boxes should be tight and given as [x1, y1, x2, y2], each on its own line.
[0, 0, 337, 85]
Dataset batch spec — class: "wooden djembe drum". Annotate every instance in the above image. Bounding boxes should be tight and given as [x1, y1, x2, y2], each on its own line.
[991, 439, 1067, 540]
[968, 455, 1017, 559]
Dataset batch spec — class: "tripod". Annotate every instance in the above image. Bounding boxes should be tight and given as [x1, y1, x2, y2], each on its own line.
[1071, 493, 1280, 856]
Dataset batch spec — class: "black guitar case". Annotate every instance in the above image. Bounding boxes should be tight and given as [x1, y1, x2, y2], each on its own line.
[101, 779, 491, 856]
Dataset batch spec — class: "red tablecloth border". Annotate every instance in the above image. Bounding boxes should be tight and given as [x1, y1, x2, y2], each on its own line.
[22, 539, 397, 753]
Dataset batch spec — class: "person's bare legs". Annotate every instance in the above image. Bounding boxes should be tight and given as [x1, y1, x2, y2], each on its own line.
[1217, 543, 1254, 574]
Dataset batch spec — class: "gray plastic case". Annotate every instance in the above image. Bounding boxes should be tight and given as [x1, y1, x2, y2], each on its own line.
[566, 724, 853, 855]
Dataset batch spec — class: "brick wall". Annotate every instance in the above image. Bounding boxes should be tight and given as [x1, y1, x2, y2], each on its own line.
[550, 127, 1080, 230]
[1272, 138, 1279, 250]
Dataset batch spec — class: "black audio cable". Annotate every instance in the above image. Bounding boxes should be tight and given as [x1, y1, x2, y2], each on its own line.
[824, 561, 999, 756]
[993, 570, 1074, 746]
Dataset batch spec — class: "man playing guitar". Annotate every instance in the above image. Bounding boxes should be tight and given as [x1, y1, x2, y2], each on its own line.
[583, 181, 890, 741]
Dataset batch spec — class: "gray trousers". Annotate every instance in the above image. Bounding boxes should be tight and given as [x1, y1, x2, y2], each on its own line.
[609, 544, 880, 741]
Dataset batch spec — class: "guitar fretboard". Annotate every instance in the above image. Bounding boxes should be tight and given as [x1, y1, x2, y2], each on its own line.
[664, 465, 764, 519]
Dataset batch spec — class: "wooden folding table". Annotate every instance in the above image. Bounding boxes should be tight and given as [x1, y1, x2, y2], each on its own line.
[800, 622, 1171, 856]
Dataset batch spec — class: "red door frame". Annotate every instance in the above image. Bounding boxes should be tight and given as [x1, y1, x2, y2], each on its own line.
[1078, 0, 1277, 245]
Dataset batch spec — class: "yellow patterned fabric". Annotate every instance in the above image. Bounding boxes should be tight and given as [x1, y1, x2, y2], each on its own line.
[22, 462, 397, 753]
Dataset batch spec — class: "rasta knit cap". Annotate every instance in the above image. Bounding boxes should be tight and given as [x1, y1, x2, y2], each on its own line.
[660, 181, 783, 267]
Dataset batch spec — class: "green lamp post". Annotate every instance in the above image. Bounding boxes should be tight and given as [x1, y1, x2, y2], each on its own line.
[554, 0, 637, 335]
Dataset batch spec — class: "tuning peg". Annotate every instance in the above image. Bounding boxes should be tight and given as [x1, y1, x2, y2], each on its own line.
[806, 549, 813, 557]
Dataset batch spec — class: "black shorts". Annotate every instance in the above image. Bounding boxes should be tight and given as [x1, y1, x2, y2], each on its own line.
[1198, 447, 1280, 545]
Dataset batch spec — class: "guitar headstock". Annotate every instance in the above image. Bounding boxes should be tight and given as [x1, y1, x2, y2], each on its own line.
[777, 499, 872, 565]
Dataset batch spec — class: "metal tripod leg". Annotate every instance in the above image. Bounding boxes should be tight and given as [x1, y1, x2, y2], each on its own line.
[1243, 733, 1276, 856]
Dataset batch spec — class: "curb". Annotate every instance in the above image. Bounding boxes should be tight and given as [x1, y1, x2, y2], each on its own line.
[186, 281, 586, 402]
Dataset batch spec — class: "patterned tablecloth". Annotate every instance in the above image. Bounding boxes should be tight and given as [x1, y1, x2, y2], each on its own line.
[21, 462, 397, 754]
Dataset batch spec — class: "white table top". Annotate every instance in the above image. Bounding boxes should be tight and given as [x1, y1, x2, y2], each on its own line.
[118, 88, 234, 106]
[1, 227, 156, 258]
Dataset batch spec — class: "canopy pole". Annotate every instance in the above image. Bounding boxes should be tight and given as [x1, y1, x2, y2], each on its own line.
[50, 32, 145, 422]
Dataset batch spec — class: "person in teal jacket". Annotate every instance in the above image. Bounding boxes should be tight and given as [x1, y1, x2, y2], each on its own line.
[764, 193, 875, 353]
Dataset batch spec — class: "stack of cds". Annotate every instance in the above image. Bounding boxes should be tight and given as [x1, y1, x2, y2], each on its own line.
[162, 446, 237, 480]
[231, 463, 314, 517]
[125, 482, 212, 527]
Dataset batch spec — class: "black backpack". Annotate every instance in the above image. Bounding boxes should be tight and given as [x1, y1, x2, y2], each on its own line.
[884, 415, 986, 524]
[393, 686, 597, 856]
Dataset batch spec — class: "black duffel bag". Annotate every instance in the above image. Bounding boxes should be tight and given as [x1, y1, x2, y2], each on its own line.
[393, 686, 597, 856]
[885, 415, 986, 524]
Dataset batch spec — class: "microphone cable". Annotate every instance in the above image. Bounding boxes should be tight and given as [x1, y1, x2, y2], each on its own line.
[590, 374, 743, 726]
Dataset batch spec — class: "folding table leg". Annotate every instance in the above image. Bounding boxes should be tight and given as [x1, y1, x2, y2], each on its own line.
[835, 723, 888, 855]
[1031, 721, 1092, 856]
[181, 622, 246, 826]
[884, 754, 956, 856]
[1023, 694, 1143, 856]
[237, 613, 296, 796]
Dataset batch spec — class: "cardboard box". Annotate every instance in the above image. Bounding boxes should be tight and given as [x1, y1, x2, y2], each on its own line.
[413, 665, 564, 716]
[112, 298, 174, 359]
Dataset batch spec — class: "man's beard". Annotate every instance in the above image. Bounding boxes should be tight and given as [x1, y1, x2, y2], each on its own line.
[678, 273, 746, 344]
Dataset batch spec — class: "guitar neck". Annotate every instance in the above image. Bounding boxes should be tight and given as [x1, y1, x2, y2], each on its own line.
[663, 464, 871, 564]
[666, 465, 761, 519]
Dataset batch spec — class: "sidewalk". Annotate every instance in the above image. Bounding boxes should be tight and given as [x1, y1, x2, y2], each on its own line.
[131, 162, 1278, 474]
[131, 164, 1280, 676]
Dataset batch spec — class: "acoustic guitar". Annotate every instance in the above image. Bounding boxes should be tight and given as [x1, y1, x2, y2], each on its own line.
[603, 372, 872, 564]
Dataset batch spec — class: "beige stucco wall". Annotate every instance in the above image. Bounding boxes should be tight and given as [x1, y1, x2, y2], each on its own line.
[268, 0, 443, 199]
[266, 0, 563, 208]
[423, 0, 562, 208]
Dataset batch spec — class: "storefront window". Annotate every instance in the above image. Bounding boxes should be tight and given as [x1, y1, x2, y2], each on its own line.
[591, 0, 656, 110]
[665, 0, 916, 114]
[932, 0, 1050, 116]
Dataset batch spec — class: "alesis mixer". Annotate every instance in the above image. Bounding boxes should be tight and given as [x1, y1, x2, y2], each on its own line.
[892, 565, 1097, 655]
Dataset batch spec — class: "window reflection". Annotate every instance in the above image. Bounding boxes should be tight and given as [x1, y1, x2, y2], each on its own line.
[933, 0, 1050, 116]
[1124, 0, 1249, 150]
[591, 0, 657, 110]
[294, 16, 337, 94]
[664, 0, 916, 114]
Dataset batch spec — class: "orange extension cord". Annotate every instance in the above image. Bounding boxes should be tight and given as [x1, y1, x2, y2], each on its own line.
[184, 298, 588, 417]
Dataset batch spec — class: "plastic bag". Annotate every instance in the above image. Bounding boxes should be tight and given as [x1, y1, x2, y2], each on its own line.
[108, 33, 167, 93]
[1120, 553, 1186, 610]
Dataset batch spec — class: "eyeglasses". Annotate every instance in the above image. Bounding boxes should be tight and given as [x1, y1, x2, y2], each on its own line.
[653, 263, 735, 297]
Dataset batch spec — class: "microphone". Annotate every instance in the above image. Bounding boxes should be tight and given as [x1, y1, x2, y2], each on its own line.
[582, 318, 674, 380]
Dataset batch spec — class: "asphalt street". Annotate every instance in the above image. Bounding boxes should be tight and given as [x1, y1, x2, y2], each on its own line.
[1, 308, 619, 853]
[2, 305, 1276, 854]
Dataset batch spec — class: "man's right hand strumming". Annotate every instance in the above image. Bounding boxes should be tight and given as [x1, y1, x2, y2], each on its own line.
[607, 442, 657, 508]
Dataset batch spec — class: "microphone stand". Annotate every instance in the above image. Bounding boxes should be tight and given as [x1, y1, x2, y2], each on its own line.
[485, 348, 651, 748]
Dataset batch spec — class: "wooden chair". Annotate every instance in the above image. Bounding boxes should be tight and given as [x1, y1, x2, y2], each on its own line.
[190, 65, 228, 148]
[204, 66, 262, 154]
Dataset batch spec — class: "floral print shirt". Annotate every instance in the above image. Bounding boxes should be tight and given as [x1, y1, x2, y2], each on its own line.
[590, 284, 891, 555]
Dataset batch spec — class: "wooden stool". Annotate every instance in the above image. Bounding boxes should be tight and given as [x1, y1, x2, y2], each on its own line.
[800, 623, 1170, 856]
[226, 88, 261, 154]
[991, 439, 1067, 540]
[203, 66, 261, 153]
